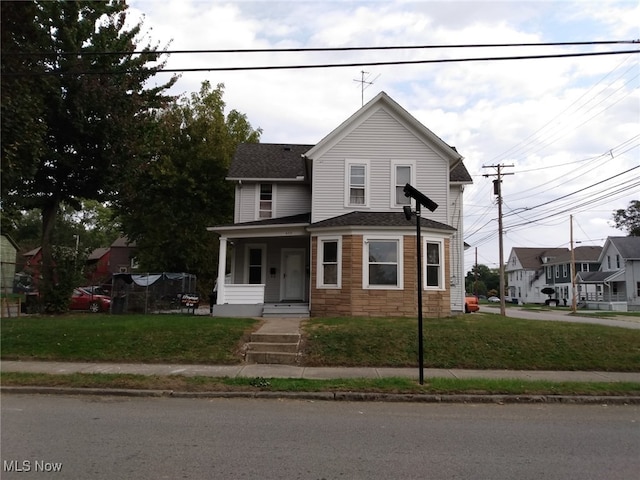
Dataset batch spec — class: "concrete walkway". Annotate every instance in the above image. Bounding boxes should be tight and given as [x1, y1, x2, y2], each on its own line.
[2, 359, 639, 383]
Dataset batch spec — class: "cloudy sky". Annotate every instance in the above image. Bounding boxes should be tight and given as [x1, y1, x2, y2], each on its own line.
[128, 0, 639, 273]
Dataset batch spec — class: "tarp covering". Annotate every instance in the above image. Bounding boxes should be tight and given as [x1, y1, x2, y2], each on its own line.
[111, 272, 197, 314]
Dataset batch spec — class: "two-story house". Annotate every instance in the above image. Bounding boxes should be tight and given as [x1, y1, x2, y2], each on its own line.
[208, 92, 472, 318]
[506, 247, 567, 304]
[543, 246, 601, 305]
[506, 246, 601, 304]
[577, 236, 640, 311]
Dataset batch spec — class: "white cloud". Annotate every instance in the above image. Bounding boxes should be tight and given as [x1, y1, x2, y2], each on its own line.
[128, 0, 639, 272]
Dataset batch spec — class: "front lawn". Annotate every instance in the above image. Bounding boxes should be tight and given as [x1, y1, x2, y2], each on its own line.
[1, 314, 258, 364]
[302, 314, 640, 371]
[2, 313, 639, 372]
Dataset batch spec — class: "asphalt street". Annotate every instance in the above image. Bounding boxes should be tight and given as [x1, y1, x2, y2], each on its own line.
[2, 394, 638, 480]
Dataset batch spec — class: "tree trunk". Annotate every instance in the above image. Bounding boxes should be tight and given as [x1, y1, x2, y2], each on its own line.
[40, 198, 59, 308]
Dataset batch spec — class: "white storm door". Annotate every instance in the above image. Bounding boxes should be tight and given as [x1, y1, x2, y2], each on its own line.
[281, 249, 305, 301]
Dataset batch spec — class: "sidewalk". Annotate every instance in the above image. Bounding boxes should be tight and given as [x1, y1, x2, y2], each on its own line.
[2, 360, 639, 383]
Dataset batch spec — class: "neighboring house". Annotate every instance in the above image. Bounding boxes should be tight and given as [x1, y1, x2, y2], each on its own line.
[543, 246, 602, 305]
[108, 237, 137, 274]
[506, 247, 568, 304]
[85, 247, 111, 285]
[0, 234, 19, 295]
[506, 246, 601, 304]
[208, 92, 472, 317]
[15, 237, 137, 289]
[577, 236, 640, 312]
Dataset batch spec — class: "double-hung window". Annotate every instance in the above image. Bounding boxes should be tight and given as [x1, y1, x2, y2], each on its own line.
[247, 245, 266, 284]
[317, 237, 341, 288]
[391, 161, 415, 207]
[258, 184, 273, 219]
[424, 239, 444, 289]
[345, 160, 369, 207]
[364, 236, 402, 289]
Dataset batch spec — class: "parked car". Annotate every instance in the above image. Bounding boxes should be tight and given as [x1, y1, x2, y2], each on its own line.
[487, 296, 500, 303]
[70, 287, 111, 313]
[80, 285, 110, 297]
[465, 295, 480, 313]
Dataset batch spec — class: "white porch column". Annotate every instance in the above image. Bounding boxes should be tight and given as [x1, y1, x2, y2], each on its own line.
[217, 236, 227, 304]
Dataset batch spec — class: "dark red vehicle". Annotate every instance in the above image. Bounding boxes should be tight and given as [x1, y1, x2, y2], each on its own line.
[70, 287, 111, 313]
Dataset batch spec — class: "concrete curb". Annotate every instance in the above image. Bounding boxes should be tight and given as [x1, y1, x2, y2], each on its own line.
[3, 386, 639, 405]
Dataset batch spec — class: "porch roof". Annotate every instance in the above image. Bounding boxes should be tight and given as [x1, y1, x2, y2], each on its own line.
[577, 269, 625, 283]
[207, 213, 311, 237]
[308, 211, 456, 232]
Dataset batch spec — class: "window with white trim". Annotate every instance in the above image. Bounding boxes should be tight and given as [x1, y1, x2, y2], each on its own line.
[317, 237, 341, 288]
[424, 239, 444, 289]
[363, 236, 402, 288]
[345, 160, 369, 207]
[246, 245, 266, 284]
[394, 165, 411, 206]
[258, 184, 273, 218]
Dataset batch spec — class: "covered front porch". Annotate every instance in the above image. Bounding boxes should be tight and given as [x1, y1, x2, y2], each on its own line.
[577, 270, 628, 312]
[208, 214, 311, 317]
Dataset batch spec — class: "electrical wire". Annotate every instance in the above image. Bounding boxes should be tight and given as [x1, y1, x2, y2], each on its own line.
[3, 49, 639, 76]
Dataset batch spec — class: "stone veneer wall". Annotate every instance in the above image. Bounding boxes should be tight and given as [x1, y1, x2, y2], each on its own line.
[311, 235, 451, 317]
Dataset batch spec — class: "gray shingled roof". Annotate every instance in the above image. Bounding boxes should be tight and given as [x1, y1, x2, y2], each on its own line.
[309, 211, 456, 231]
[215, 213, 311, 229]
[550, 245, 602, 264]
[511, 247, 569, 269]
[609, 236, 640, 259]
[229, 142, 472, 182]
[450, 160, 472, 183]
[227, 143, 312, 180]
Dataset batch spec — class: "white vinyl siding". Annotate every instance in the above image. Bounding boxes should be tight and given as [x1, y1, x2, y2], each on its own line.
[312, 108, 450, 224]
[235, 184, 310, 223]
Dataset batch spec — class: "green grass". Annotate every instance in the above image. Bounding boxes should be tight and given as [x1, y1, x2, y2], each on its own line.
[302, 314, 640, 371]
[1, 314, 258, 364]
[2, 312, 639, 372]
[2, 372, 638, 397]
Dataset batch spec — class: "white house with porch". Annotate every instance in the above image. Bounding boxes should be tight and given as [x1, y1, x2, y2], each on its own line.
[208, 92, 472, 317]
[576, 236, 640, 312]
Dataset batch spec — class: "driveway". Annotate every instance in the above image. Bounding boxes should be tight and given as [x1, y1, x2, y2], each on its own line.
[482, 305, 640, 329]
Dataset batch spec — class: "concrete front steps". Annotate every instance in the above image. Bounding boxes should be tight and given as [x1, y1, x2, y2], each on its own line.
[245, 332, 301, 365]
[262, 303, 309, 318]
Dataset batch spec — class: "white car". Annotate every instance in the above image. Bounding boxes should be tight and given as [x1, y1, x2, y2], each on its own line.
[487, 296, 500, 303]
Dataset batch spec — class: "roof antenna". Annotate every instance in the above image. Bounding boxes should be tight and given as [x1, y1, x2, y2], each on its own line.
[353, 70, 380, 106]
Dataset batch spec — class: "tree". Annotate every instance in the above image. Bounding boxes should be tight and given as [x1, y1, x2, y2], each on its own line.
[465, 263, 500, 295]
[1, 1, 177, 311]
[114, 81, 261, 292]
[612, 200, 640, 236]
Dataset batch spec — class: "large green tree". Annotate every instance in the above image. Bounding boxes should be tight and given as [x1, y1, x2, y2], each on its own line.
[114, 81, 261, 292]
[1, 1, 176, 310]
[612, 200, 640, 236]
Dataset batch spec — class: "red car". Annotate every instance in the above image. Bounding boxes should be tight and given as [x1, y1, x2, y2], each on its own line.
[465, 295, 480, 313]
[70, 287, 111, 313]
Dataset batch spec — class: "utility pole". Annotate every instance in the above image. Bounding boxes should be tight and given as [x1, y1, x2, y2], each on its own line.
[483, 164, 514, 316]
[570, 215, 577, 313]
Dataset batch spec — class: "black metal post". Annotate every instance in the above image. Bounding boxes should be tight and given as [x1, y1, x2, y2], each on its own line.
[415, 203, 424, 385]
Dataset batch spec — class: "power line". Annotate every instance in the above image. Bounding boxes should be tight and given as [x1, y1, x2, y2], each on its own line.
[4, 40, 638, 57]
[3, 49, 639, 76]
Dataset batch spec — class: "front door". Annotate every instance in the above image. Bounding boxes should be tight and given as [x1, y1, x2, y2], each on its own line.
[281, 249, 305, 301]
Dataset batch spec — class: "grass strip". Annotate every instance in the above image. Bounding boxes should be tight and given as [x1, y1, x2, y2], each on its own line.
[2, 372, 639, 397]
